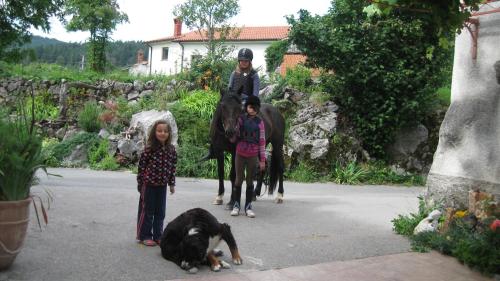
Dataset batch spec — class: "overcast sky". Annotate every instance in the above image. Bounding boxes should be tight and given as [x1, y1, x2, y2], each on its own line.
[30, 0, 332, 43]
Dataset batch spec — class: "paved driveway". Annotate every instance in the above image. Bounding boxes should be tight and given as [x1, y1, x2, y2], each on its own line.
[1, 168, 423, 281]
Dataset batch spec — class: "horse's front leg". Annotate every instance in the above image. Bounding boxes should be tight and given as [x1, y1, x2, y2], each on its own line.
[253, 170, 264, 201]
[213, 154, 226, 205]
[225, 152, 236, 210]
[276, 172, 284, 204]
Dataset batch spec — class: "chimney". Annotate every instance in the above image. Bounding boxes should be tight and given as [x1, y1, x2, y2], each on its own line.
[174, 18, 182, 37]
[136, 49, 144, 64]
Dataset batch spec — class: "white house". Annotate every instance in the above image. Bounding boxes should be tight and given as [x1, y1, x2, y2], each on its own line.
[142, 19, 289, 76]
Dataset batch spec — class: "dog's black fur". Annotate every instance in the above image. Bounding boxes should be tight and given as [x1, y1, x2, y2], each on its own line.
[160, 208, 242, 272]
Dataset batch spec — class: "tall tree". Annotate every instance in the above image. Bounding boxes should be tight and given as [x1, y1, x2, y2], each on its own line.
[174, 0, 239, 60]
[64, 0, 128, 72]
[0, 0, 63, 62]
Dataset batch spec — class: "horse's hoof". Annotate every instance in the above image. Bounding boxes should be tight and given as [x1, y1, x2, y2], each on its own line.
[212, 195, 223, 205]
[224, 202, 234, 210]
[275, 193, 284, 204]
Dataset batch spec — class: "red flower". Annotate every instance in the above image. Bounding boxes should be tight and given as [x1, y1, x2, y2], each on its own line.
[490, 219, 500, 232]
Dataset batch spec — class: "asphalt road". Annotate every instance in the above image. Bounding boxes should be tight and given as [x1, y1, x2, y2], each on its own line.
[1, 168, 423, 281]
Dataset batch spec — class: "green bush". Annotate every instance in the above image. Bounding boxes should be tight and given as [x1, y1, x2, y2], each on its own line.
[51, 132, 99, 161]
[286, 162, 321, 182]
[330, 161, 367, 184]
[411, 219, 500, 276]
[0, 111, 46, 200]
[288, 0, 449, 158]
[363, 161, 425, 186]
[187, 55, 237, 91]
[285, 64, 313, 92]
[41, 138, 61, 167]
[436, 86, 451, 106]
[391, 196, 432, 236]
[88, 139, 119, 170]
[22, 91, 59, 121]
[179, 90, 219, 120]
[176, 144, 231, 178]
[265, 39, 289, 72]
[78, 101, 102, 133]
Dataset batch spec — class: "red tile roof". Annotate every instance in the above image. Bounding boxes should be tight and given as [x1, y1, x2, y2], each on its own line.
[146, 26, 289, 43]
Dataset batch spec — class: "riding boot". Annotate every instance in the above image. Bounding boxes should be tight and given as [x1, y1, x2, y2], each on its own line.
[245, 183, 254, 208]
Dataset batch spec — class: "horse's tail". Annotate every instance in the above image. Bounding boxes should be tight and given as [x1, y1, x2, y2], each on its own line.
[268, 144, 284, 195]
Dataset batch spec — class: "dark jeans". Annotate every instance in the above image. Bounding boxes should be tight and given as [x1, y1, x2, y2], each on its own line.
[137, 184, 167, 241]
[232, 154, 258, 209]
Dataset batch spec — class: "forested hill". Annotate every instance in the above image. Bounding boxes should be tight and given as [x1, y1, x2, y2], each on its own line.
[22, 36, 149, 68]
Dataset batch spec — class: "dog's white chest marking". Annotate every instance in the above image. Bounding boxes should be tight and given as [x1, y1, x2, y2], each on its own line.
[207, 234, 222, 254]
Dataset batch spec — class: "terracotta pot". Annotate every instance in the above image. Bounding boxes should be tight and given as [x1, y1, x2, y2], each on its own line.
[0, 197, 31, 270]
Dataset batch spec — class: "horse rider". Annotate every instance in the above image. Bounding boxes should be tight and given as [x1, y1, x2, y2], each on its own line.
[228, 48, 260, 106]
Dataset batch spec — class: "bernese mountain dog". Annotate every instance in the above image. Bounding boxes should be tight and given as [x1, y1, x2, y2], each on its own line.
[160, 208, 242, 273]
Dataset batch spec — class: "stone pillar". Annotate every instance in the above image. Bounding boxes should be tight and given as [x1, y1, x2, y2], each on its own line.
[426, 2, 500, 208]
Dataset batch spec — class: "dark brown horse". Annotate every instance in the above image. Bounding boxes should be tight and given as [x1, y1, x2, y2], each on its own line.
[206, 89, 285, 207]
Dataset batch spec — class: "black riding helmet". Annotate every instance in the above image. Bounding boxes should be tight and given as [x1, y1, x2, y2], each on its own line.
[238, 48, 253, 61]
[245, 95, 261, 112]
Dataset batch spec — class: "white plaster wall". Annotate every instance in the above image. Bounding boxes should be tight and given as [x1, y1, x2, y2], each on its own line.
[129, 64, 148, 76]
[430, 2, 500, 182]
[148, 40, 276, 76]
[427, 2, 500, 207]
[149, 42, 184, 75]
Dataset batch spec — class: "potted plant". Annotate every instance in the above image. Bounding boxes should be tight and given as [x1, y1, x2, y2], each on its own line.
[0, 105, 47, 270]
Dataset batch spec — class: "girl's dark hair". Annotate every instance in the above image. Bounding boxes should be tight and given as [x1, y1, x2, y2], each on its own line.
[146, 119, 172, 150]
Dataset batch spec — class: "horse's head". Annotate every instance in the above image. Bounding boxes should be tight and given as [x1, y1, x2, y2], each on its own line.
[218, 92, 242, 138]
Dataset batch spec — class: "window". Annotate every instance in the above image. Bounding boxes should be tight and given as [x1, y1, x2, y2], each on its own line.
[162, 47, 169, 60]
[191, 55, 202, 64]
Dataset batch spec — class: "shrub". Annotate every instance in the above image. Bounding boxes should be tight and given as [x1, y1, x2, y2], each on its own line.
[51, 132, 99, 161]
[285, 64, 313, 92]
[41, 138, 61, 167]
[362, 161, 425, 186]
[78, 101, 102, 133]
[176, 144, 231, 178]
[286, 162, 321, 182]
[288, 0, 449, 158]
[330, 161, 367, 184]
[22, 91, 59, 121]
[88, 139, 118, 170]
[411, 218, 500, 276]
[391, 196, 432, 236]
[265, 39, 289, 72]
[188, 55, 236, 91]
[179, 90, 219, 120]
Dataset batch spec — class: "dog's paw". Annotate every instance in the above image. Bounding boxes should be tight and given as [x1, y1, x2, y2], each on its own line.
[220, 260, 231, 269]
[187, 267, 198, 274]
[232, 257, 242, 265]
[211, 264, 221, 272]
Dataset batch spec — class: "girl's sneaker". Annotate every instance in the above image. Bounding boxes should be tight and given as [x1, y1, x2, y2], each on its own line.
[245, 204, 255, 218]
[245, 209, 255, 218]
[230, 207, 240, 216]
[142, 239, 157, 247]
